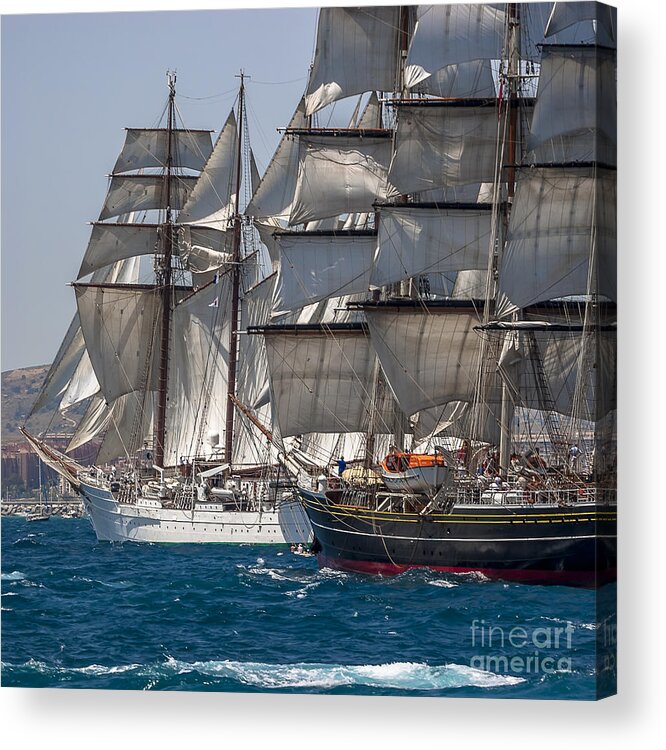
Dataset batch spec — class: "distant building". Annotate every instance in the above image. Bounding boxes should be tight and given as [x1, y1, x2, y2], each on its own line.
[1, 436, 99, 493]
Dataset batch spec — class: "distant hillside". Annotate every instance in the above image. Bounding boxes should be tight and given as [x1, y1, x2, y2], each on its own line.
[1, 364, 86, 444]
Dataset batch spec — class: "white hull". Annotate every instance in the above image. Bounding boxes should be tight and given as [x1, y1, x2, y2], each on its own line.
[80, 481, 311, 545]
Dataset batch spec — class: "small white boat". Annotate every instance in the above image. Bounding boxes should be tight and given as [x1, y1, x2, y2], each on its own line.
[379, 453, 451, 493]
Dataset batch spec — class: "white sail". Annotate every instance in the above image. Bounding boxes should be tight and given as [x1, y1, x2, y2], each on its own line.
[238, 274, 276, 412]
[67, 391, 154, 461]
[66, 394, 111, 453]
[389, 104, 503, 194]
[263, 327, 387, 437]
[498, 166, 616, 311]
[305, 6, 400, 116]
[246, 99, 306, 223]
[78, 223, 160, 279]
[290, 134, 396, 224]
[371, 204, 493, 288]
[29, 258, 140, 415]
[179, 225, 233, 286]
[99, 174, 197, 220]
[113, 129, 213, 173]
[411, 59, 496, 98]
[527, 44, 616, 166]
[272, 232, 375, 315]
[404, 3, 506, 90]
[233, 275, 279, 467]
[365, 306, 492, 417]
[545, 2, 616, 41]
[97, 392, 154, 465]
[59, 351, 99, 411]
[163, 280, 231, 466]
[177, 110, 238, 229]
[452, 269, 489, 299]
[75, 284, 162, 403]
[357, 92, 382, 128]
[411, 401, 471, 443]
[29, 319, 85, 415]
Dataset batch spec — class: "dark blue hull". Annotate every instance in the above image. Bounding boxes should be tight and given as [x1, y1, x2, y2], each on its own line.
[299, 489, 616, 587]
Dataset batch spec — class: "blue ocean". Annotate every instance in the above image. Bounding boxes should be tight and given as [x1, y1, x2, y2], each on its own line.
[1, 517, 615, 698]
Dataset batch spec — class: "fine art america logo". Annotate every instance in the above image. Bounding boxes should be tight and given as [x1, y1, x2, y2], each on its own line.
[470, 619, 575, 674]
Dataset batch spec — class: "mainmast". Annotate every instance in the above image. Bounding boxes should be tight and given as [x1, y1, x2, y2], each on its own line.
[224, 72, 246, 466]
[498, 4, 521, 475]
[154, 71, 177, 468]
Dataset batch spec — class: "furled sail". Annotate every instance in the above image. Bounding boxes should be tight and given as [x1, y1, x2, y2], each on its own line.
[305, 6, 400, 116]
[178, 225, 233, 287]
[113, 129, 213, 174]
[371, 203, 494, 288]
[290, 133, 396, 224]
[177, 110, 238, 229]
[272, 231, 375, 315]
[99, 175, 197, 220]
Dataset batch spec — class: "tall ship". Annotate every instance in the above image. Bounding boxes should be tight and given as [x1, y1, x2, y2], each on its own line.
[244, 3, 617, 585]
[23, 73, 313, 545]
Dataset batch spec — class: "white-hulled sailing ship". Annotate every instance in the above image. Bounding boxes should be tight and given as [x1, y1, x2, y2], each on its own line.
[23, 73, 313, 544]
[244, 3, 617, 585]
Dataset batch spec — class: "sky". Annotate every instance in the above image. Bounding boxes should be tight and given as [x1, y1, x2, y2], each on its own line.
[1, 3, 319, 372]
[0, 0, 658, 376]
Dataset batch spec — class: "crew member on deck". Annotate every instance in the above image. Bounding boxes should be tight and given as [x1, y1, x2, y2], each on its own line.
[337, 456, 347, 477]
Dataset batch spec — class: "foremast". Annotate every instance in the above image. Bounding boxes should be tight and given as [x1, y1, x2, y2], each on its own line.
[224, 72, 246, 467]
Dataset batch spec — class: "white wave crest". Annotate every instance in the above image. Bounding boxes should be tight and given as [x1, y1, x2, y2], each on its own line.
[165, 659, 524, 690]
[2, 658, 524, 691]
[1, 571, 27, 582]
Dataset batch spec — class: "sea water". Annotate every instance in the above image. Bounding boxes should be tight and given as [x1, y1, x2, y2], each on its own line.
[1, 517, 615, 698]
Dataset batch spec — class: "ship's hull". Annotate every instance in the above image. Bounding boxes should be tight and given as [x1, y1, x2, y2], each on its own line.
[80, 481, 311, 545]
[299, 489, 616, 587]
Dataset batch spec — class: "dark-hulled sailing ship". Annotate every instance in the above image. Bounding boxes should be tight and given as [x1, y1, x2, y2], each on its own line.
[247, 2, 617, 585]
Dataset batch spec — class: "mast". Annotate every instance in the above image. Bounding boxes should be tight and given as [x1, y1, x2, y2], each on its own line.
[498, 4, 520, 475]
[224, 72, 245, 466]
[154, 72, 177, 468]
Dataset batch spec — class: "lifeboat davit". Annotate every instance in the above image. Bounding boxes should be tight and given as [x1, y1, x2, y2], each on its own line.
[379, 452, 450, 493]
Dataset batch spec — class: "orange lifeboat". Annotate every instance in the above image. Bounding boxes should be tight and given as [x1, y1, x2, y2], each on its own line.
[382, 452, 447, 474]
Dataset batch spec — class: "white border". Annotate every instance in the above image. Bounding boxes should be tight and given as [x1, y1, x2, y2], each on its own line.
[1, 1, 664, 748]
